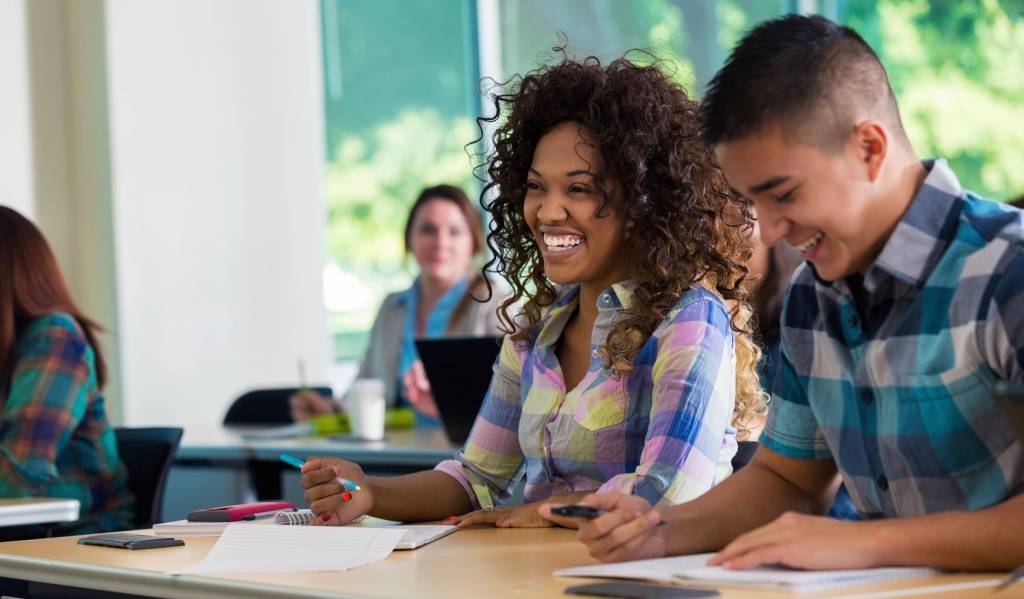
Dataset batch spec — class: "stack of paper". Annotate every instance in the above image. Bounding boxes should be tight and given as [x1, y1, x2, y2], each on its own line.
[556, 553, 938, 593]
[177, 524, 406, 574]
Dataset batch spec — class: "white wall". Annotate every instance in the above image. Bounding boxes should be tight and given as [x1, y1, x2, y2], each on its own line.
[103, 0, 330, 427]
[0, 0, 35, 217]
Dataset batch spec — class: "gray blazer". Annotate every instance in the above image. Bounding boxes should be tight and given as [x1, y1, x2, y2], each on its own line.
[357, 279, 505, 405]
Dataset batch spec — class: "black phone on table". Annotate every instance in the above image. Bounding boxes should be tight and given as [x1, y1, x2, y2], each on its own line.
[78, 533, 184, 550]
[565, 582, 719, 598]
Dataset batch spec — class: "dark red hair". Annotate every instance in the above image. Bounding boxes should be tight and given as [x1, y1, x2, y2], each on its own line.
[0, 206, 108, 388]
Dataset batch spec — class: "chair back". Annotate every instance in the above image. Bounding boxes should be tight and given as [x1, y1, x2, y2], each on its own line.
[115, 427, 183, 528]
[732, 440, 759, 472]
[222, 386, 332, 425]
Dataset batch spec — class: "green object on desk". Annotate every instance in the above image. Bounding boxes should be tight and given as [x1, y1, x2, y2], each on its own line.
[308, 408, 416, 435]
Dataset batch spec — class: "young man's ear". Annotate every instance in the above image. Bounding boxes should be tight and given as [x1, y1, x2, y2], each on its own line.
[851, 120, 888, 182]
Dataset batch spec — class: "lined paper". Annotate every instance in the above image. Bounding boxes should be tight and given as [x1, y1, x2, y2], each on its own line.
[178, 523, 405, 574]
[556, 553, 938, 592]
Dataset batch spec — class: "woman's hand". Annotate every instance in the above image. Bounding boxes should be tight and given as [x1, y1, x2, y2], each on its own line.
[402, 361, 439, 418]
[456, 502, 557, 529]
[300, 457, 373, 525]
[288, 390, 337, 422]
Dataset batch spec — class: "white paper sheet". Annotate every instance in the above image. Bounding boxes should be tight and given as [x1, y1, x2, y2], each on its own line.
[556, 553, 938, 592]
[177, 523, 405, 574]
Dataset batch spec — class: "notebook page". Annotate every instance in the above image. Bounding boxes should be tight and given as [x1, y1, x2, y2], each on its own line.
[274, 510, 457, 549]
[557, 553, 938, 592]
[556, 554, 709, 584]
[177, 523, 405, 574]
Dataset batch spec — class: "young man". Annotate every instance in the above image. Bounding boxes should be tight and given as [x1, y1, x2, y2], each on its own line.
[541, 14, 1024, 571]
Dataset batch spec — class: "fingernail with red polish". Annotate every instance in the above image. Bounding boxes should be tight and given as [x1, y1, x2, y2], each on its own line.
[322, 513, 331, 522]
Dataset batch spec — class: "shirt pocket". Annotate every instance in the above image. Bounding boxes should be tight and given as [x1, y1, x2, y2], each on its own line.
[888, 364, 1005, 476]
[571, 379, 627, 431]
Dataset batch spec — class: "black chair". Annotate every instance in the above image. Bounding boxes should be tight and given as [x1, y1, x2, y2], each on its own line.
[115, 427, 183, 528]
[732, 440, 759, 472]
[223, 387, 331, 501]
[222, 386, 333, 425]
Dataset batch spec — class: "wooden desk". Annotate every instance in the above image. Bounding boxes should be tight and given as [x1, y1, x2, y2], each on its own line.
[0, 498, 79, 528]
[0, 527, 1016, 599]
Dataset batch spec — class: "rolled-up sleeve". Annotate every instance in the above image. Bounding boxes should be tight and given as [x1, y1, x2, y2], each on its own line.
[435, 335, 526, 508]
[597, 297, 735, 506]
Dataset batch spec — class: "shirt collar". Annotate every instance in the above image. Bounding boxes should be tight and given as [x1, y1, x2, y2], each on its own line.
[534, 281, 636, 348]
[863, 159, 964, 291]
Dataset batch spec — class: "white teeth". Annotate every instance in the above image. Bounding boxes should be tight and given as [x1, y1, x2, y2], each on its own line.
[543, 234, 584, 248]
[795, 232, 823, 253]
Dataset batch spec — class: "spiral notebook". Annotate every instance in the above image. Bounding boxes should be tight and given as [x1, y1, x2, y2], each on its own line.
[556, 553, 938, 593]
[274, 510, 457, 550]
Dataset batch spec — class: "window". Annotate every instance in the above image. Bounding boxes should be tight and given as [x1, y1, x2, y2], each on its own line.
[320, 0, 1024, 367]
[319, 0, 482, 362]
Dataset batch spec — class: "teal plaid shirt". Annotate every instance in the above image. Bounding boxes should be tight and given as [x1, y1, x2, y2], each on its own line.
[0, 314, 133, 533]
[762, 159, 1024, 518]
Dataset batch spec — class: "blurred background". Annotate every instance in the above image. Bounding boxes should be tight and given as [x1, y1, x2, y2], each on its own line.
[2, 0, 1022, 431]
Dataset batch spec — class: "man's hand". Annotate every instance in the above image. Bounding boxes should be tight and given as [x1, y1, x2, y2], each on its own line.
[708, 512, 881, 570]
[540, 492, 669, 562]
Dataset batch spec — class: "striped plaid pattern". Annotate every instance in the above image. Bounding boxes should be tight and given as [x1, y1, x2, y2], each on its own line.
[762, 159, 1024, 518]
[436, 282, 738, 508]
[0, 314, 133, 533]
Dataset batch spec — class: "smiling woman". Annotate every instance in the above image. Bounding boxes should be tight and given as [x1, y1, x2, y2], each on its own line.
[296, 51, 764, 530]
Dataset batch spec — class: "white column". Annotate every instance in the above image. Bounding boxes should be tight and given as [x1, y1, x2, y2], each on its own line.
[104, 0, 330, 427]
[0, 0, 35, 217]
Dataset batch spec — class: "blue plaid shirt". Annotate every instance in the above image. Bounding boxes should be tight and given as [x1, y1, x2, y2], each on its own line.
[762, 159, 1024, 519]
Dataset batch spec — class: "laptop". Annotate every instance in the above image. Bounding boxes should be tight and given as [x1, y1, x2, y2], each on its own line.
[415, 336, 502, 444]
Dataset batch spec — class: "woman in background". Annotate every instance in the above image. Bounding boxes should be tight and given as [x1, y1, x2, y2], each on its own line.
[0, 206, 133, 540]
[291, 184, 503, 425]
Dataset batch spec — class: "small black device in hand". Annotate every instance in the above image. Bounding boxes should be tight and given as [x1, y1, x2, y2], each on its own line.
[550, 505, 606, 519]
[77, 533, 184, 550]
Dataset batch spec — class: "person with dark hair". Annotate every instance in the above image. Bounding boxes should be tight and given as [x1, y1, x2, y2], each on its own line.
[552, 14, 1024, 571]
[0, 206, 133, 540]
[290, 184, 503, 424]
[297, 52, 764, 529]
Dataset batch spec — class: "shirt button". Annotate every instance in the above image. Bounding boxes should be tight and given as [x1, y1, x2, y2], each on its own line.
[860, 389, 873, 403]
[876, 475, 889, 491]
[601, 293, 611, 306]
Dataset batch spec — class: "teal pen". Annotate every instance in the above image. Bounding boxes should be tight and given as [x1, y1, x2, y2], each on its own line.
[279, 453, 362, 491]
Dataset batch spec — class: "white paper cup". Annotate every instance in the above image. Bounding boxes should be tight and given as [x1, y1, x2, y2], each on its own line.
[348, 378, 386, 441]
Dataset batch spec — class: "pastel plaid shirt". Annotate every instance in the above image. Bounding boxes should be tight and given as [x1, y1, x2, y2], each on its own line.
[762, 159, 1024, 518]
[436, 282, 738, 508]
[0, 314, 134, 533]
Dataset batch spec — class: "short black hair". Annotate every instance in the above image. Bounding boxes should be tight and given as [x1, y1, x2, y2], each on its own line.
[701, 14, 906, 151]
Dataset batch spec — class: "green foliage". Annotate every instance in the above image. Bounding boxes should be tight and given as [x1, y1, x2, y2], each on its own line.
[324, 108, 479, 279]
[842, 0, 1024, 199]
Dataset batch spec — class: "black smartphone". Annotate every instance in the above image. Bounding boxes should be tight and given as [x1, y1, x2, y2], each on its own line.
[550, 505, 606, 519]
[78, 533, 185, 550]
[565, 582, 719, 598]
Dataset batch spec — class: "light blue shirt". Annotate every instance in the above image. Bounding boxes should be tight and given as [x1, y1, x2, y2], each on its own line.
[397, 276, 470, 426]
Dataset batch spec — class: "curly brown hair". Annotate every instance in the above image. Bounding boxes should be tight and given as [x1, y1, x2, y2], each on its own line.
[476, 52, 765, 436]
